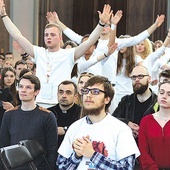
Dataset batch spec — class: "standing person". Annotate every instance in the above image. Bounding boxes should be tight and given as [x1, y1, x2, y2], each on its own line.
[48, 80, 81, 149]
[54, 11, 165, 85]
[0, 74, 58, 170]
[138, 81, 170, 170]
[57, 76, 140, 169]
[0, 1, 112, 108]
[112, 35, 143, 111]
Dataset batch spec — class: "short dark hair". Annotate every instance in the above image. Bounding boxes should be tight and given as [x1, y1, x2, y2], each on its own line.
[159, 70, 170, 79]
[19, 68, 32, 78]
[84, 75, 114, 111]
[19, 74, 40, 91]
[58, 80, 78, 95]
[14, 60, 27, 69]
[62, 40, 78, 49]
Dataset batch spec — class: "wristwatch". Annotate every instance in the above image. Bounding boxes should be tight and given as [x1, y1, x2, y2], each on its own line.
[63, 126, 67, 133]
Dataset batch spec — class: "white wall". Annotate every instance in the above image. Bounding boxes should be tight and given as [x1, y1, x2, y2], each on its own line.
[10, 0, 39, 62]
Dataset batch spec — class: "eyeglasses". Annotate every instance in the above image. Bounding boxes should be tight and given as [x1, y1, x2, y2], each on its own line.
[81, 88, 105, 95]
[130, 74, 149, 80]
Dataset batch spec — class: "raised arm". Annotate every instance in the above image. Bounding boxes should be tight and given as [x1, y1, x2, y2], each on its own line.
[74, 4, 112, 61]
[108, 10, 123, 47]
[0, 0, 34, 57]
[46, 12, 83, 44]
[147, 14, 165, 35]
[78, 43, 118, 74]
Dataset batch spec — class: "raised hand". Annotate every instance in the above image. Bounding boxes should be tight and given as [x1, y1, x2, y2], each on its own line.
[0, 0, 6, 16]
[98, 4, 112, 24]
[46, 12, 60, 24]
[155, 14, 165, 27]
[111, 10, 123, 25]
[107, 43, 118, 56]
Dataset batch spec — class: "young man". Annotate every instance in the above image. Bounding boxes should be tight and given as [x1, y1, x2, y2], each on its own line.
[112, 66, 157, 138]
[14, 59, 28, 86]
[48, 80, 81, 149]
[0, 1, 112, 108]
[0, 75, 58, 170]
[57, 76, 140, 169]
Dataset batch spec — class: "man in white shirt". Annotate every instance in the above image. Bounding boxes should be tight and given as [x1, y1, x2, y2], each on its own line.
[0, 1, 112, 108]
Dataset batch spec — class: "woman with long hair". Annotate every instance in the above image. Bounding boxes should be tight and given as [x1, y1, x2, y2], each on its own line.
[0, 67, 19, 127]
[112, 35, 143, 111]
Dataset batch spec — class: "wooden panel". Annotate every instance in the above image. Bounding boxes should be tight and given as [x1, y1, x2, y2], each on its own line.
[37, 0, 167, 46]
[73, 0, 94, 36]
[126, 0, 167, 41]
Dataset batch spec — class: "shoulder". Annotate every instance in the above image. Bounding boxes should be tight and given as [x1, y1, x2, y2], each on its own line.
[107, 114, 132, 132]
[38, 106, 51, 113]
[141, 114, 153, 125]
[72, 103, 81, 110]
[5, 105, 20, 113]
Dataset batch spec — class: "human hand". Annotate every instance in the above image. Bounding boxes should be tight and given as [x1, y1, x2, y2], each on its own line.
[0, 0, 7, 16]
[150, 79, 158, 86]
[46, 12, 60, 24]
[107, 43, 118, 56]
[111, 10, 123, 25]
[73, 136, 95, 158]
[155, 14, 165, 27]
[98, 4, 112, 24]
[13, 41, 25, 55]
[57, 127, 65, 135]
[2, 101, 14, 110]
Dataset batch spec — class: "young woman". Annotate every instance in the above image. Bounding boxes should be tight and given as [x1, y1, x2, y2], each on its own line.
[0, 67, 19, 127]
[112, 35, 143, 111]
[75, 72, 94, 106]
[138, 81, 170, 169]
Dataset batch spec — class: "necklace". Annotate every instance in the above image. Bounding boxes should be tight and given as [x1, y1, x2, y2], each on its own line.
[159, 115, 170, 122]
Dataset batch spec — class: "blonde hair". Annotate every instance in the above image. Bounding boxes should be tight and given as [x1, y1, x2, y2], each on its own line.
[134, 38, 153, 59]
[45, 23, 62, 36]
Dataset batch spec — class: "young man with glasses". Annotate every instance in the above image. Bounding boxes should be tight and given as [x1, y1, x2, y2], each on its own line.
[113, 66, 157, 139]
[112, 65, 157, 169]
[57, 75, 140, 170]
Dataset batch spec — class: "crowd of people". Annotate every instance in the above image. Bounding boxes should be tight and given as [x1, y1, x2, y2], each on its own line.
[0, 0, 170, 169]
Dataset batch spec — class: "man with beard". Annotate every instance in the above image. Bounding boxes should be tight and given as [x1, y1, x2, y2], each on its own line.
[48, 80, 81, 149]
[112, 65, 157, 139]
[57, 76, 140, 170]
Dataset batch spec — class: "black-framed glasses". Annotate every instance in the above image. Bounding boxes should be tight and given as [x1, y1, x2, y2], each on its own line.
[81, 88, 105, 95]
[130, 74, 149, 80]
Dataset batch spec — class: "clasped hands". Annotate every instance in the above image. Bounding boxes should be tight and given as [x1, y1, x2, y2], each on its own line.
[73, 135, 95, 158]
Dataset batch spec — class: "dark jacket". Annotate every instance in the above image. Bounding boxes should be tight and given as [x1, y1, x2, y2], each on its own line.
[112, 89, 157, 124]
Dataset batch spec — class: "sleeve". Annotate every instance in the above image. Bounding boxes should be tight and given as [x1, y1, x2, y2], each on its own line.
[77, 57, 98, 74]
[117, 30, 150, 50]
[63, 28, 83, 45]
[0, 113, 11, 148]
[57, 152, 82, 170]
[112, 95, 130, 124]
[44, 112, 58, 170]
[138, 118, 159, 170]
[91, 152, 135, 170]
[143, 46, 166, 69]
